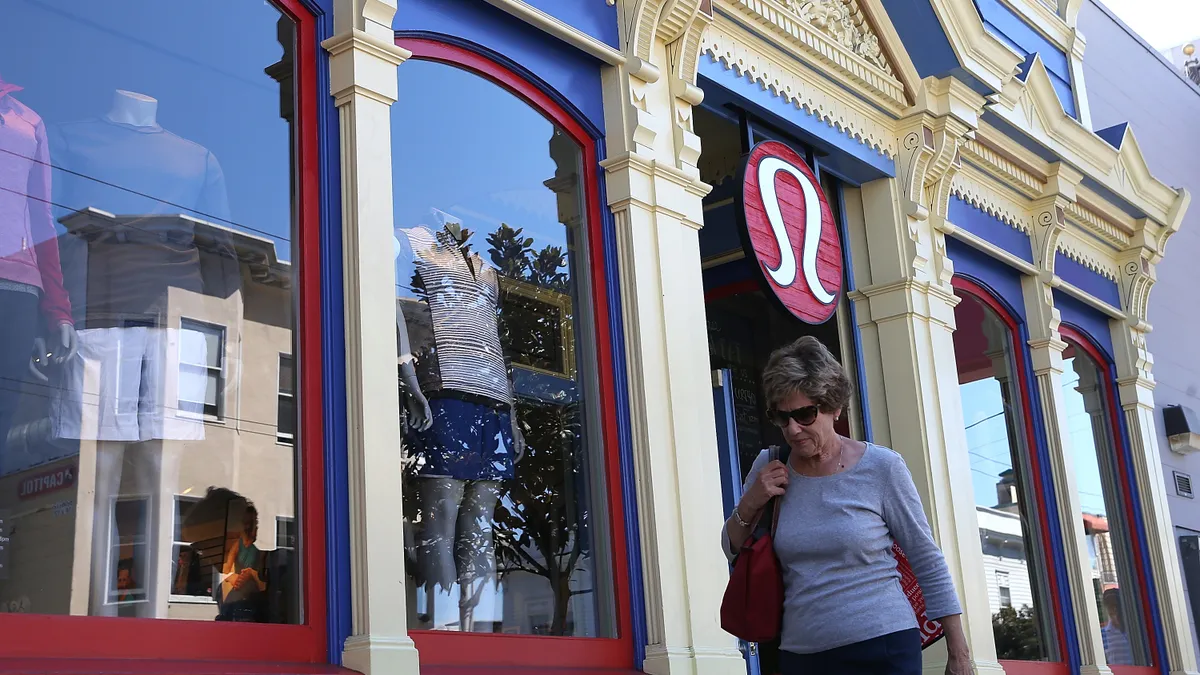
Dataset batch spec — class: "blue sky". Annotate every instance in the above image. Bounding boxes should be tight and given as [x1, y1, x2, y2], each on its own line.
[962, 360, 1108, 518]
[391, 60, 575, 258]
[4, 0, 293, 257]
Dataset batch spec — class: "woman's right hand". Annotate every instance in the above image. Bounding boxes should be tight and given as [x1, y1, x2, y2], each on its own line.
[739, 459, 789, 515]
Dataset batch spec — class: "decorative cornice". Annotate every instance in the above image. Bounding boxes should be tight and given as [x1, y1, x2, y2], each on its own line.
[961, 139, 1044, 196]
[951, 166, 1034, 233]
[988, 55, 1184, 227]
[702, 21, 899, 156]
[1064, 200, 1131, 249]
[716, 0, 909, 111]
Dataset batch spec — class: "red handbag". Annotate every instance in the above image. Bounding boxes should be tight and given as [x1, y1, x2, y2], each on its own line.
[720, 448, 787, 643]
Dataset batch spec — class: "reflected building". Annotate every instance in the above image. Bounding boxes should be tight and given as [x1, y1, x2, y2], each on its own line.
[0, 211, 296, 622]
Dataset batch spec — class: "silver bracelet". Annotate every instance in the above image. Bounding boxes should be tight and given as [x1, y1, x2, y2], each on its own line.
[730, 506, 751, 528]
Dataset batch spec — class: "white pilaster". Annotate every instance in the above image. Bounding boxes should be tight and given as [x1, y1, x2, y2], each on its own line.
[606, 3, 741, 673]
[850, 81, 1006, 675]
[323, 2, 418, 672]
[1114, 243, 1200, 675]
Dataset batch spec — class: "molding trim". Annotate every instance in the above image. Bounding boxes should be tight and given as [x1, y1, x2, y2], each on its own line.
[989, 54, 1185, 226]
[951, 165, 1034, 233]
[961, 138, 1045, 197]
[1065, 199, 1131, 249]
[483, 0, 626, 65]
[1056, 231, 1119, 281]
[714, 0, 911, 111]
[702, 20, 900, 157]
[927, 0, 1025, 92]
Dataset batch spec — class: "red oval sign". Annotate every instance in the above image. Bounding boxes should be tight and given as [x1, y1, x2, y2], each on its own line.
[741, 141, 843, 324]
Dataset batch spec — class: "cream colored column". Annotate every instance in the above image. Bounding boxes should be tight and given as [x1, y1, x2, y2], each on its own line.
[1022, 189, 1114, 675]
[1113, 211, 1200, 675]
[849, 77, 1005, 675]
[604, 3, 742, 674]
[323, 2, 418, 673]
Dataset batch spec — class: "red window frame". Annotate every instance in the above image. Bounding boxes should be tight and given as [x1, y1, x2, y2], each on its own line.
[395, 37, 636, 672]
[0, 0, 329, 667]
[952, 277, 1070, 675]
[1059, 325, 1159, 675]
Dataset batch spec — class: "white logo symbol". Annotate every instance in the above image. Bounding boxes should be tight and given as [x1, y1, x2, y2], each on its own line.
[757, 157, 835, 305]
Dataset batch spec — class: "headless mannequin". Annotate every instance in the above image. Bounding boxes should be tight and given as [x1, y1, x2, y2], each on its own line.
[399, 223, 523, 631]
[29, 91, 158, 384]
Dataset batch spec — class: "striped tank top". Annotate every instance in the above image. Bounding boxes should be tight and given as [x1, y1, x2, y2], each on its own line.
[399, 227, 512, 406]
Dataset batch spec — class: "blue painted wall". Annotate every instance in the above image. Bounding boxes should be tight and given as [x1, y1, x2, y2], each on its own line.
[974, 0, 1075, 117]
[1054, 289, 1114, 358]
[948, 196, 1035, 264]
[696, 62, 896, 182]
[395, 0, 607, 133]
[1053, 253, 1121, 308]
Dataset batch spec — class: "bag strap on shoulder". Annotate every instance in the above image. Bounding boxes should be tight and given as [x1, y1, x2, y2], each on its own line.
[753, 445, 791, 539]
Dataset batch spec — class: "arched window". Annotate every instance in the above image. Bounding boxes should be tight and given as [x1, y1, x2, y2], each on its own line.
[952, 278, 1065, 671]
[0, 0, 327, 663]
[1059, 325, 1156, 671]
[389, 38, 633, 668]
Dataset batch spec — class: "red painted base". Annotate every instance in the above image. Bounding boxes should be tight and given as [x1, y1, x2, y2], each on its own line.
[0, 659, 351, 674]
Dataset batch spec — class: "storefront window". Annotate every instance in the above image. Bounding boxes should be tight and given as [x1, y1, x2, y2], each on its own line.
[0, 0, 304, 625]
[1060, 333, 1151, 666]
[953, 289, 1057, 662]
[392, 59, 615, 638]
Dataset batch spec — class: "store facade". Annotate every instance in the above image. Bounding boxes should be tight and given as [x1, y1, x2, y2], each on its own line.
[0, 0, 1194, 675]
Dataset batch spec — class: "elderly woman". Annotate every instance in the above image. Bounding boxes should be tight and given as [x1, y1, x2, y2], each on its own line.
[722, 337, 970, 675]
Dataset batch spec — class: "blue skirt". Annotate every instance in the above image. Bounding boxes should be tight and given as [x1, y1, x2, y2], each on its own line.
[779, 629, 921, 675]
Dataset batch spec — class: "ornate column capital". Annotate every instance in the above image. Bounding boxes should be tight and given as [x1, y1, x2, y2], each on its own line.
[615, 0, 712, 176]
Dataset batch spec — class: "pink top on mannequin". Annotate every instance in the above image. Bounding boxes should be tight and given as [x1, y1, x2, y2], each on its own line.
[0, 72, 72, 327]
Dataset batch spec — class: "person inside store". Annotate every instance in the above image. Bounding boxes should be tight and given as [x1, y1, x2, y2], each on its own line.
[722, 336, 970, 675]
[218, 503, 267, 622]
[1101, 588, 1134, 665]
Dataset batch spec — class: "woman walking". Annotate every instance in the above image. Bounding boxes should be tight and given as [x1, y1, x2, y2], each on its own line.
[722, 336, 971, 675]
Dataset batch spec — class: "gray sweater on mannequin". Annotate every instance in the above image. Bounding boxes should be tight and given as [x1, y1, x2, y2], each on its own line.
[722, 443, 962, 654]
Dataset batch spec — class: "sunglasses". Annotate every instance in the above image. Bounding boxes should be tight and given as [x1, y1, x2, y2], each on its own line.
[767, 405, 820, 428]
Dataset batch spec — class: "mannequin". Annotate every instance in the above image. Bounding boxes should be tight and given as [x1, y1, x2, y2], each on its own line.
[50, 89, 232, 444]
[0, 72, 78, 451]
[396, 217, 523, 631]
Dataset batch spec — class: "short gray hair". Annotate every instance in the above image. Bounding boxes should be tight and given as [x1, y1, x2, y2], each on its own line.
[761, 336, 852, 413]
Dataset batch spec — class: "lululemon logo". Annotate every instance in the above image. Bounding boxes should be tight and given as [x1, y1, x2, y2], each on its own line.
[740, 141, 843, 324]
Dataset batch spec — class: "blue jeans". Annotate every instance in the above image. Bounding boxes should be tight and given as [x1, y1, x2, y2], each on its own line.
[779, 629, 921, 675]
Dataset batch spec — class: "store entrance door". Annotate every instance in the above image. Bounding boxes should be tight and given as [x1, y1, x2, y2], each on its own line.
[713, 368, 762, 675]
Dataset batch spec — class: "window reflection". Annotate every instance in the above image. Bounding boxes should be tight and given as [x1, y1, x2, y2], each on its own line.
[953, 291, 1055, 661]
[1060, 339, 1149, 666]
[0, 0, 302, 623]
[393, 60, 613, 637]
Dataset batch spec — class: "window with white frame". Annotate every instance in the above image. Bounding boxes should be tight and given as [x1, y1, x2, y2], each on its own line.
[108, 497, 150, 607]
[179, 320, 226, 418]
[997, 571, 1012, 608]
[277, 354, 295, 445]
[170, 496, 211, 599]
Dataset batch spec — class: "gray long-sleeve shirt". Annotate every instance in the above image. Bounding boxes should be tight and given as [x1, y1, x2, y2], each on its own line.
[722, 443, 962, 654]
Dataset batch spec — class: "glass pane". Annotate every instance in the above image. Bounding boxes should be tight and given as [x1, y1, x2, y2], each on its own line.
[392, 60, 614, 637]
[277, 394, 296, 441]
[181, 322, 222, 368]
[0, 0, 302, 623]
[953, 292, 1056, 661]
[278, 355, 294, 394]
[1061, 343, 1150, 666]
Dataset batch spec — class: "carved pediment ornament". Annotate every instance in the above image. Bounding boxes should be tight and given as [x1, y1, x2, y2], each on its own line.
[785, 0, 894, 75]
